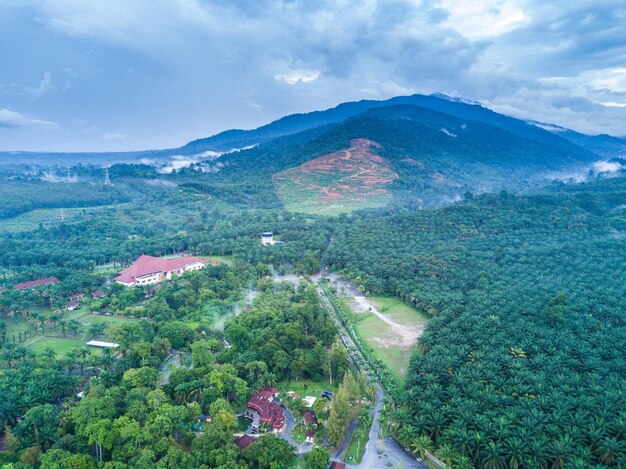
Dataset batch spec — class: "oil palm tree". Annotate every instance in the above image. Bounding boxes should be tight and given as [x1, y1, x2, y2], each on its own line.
[411, 434, 433, 459]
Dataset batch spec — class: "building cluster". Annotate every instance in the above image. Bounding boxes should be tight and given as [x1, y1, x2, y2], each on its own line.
[244, 387, 284, 433]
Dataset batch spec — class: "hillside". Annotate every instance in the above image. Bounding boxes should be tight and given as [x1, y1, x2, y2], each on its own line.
[273, 138, 398, 214]
[209, 106, 601, 210]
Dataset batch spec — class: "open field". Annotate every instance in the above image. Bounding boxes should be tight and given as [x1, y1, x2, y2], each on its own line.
[4, 308, 143, 355]
[27, 336, 99, 356]
[277, 378, 336, 397]
[273, 139, 397, 215]
[197, 255, 234, 265]
[344, 295, 428, 384]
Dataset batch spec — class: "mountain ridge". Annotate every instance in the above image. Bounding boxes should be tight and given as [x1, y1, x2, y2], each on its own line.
[2, 93, 624, 167]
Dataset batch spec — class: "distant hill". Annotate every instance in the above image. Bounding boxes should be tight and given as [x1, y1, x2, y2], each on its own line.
[207, 105, 600, 210]
[2, 93, 623, 169]
[179, 93, 591, 154]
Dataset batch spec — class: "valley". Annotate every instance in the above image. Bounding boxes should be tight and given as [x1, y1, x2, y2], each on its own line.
[0, 94, 624, 469]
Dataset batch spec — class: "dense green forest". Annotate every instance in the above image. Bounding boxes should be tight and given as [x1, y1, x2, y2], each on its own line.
[327, 177, 626, 468]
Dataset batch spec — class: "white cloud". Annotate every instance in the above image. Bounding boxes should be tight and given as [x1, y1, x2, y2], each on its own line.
[274, 70, 321, 85]
[0, 109, 57, 128]
[437, 0, 529, 39]
[23, 72, 55, 97]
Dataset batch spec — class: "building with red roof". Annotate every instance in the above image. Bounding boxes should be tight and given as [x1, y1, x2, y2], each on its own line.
[91, 290, 106, 299]
[71, 292, 85, 300]
[114, 255, 206, 287]
[67, 300, 80, 311]
[13, 277, 59, 291]
[244, 388, 285, 434]
[233, 434, 257, 451]
[303, 411, 318, 427]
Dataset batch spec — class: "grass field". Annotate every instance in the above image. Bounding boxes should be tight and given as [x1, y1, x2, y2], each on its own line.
[277, 378, 337, 398]
[197, 255, 234, 265]
[348, 296, 428, 385]
[343, 422, 370, 464]
[4, 308, 143, 356]
[27, 336, 98, 356]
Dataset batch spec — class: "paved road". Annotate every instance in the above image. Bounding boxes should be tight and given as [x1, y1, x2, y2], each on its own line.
[318, 284, 427, 469]
[278, 402, 313, 455]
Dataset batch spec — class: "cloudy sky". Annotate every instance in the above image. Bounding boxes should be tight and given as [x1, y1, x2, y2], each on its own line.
[1, 0, 625, 151]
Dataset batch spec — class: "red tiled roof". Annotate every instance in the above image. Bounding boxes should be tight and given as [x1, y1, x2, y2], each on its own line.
[91, 290, 106, 298]
[303, 411, 318, 425]
[263, 386, 278, 395]
[114, 255, 206, 284]
[257, 390, 274, 399]
[67, 300, 80, 309]
[13, 277, 59, 291]
[234, 434, 257, 451]
[247, 394, 284, 429]
[330, 462, 346, 469]
[71, 292, 85, 299]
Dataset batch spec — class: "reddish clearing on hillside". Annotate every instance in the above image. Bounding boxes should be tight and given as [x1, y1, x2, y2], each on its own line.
[273, 139, 398, 213]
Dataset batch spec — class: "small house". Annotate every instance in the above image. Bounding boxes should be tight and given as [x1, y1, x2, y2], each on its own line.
[303, 411, 318, 427]
[67, 300, 80, 311]
[234, 434, 257, 451]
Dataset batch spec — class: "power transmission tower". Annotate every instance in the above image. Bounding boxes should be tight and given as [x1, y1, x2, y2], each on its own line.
[104, 167, 112, 186]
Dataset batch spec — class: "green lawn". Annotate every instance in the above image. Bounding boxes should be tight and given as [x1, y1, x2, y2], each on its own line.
[83, 313, 145, 328]
[14, 311, 141, 355]
[348, 296, 428, 386]
[368, 296, 430, 325]
[277, 378, 337, 398]
[197, 255, 234, 266]
[93, 264, 120, 274]
[343, 424, 369, 464]
[27, 336, 99, 356]
[292, 424, 307, 444]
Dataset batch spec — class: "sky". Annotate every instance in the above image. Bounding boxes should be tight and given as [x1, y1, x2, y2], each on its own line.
[0, 0, 625, 152]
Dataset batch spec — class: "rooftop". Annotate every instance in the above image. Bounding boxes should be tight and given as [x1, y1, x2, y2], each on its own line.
[13, 276, 59, 291]
[86, 340, 120, 348]
[234, 434, 257, 451]
[114, 255, 206, 284]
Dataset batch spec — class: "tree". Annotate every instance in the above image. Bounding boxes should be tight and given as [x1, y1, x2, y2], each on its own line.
[122, 367, 158, 388]
[40, 448, 97, 468]
[304, 447, 330, 469]
[158, 321, 194, 349]
[15, 404, 58, 450]
[327, 385, 350, 446]
[243, 434, 294, 469]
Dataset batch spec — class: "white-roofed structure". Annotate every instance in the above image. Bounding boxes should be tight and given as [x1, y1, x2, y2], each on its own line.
[86, 340, 120, 349]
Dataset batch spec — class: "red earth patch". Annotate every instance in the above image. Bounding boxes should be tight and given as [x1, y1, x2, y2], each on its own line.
[273, 139, 398, 208]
